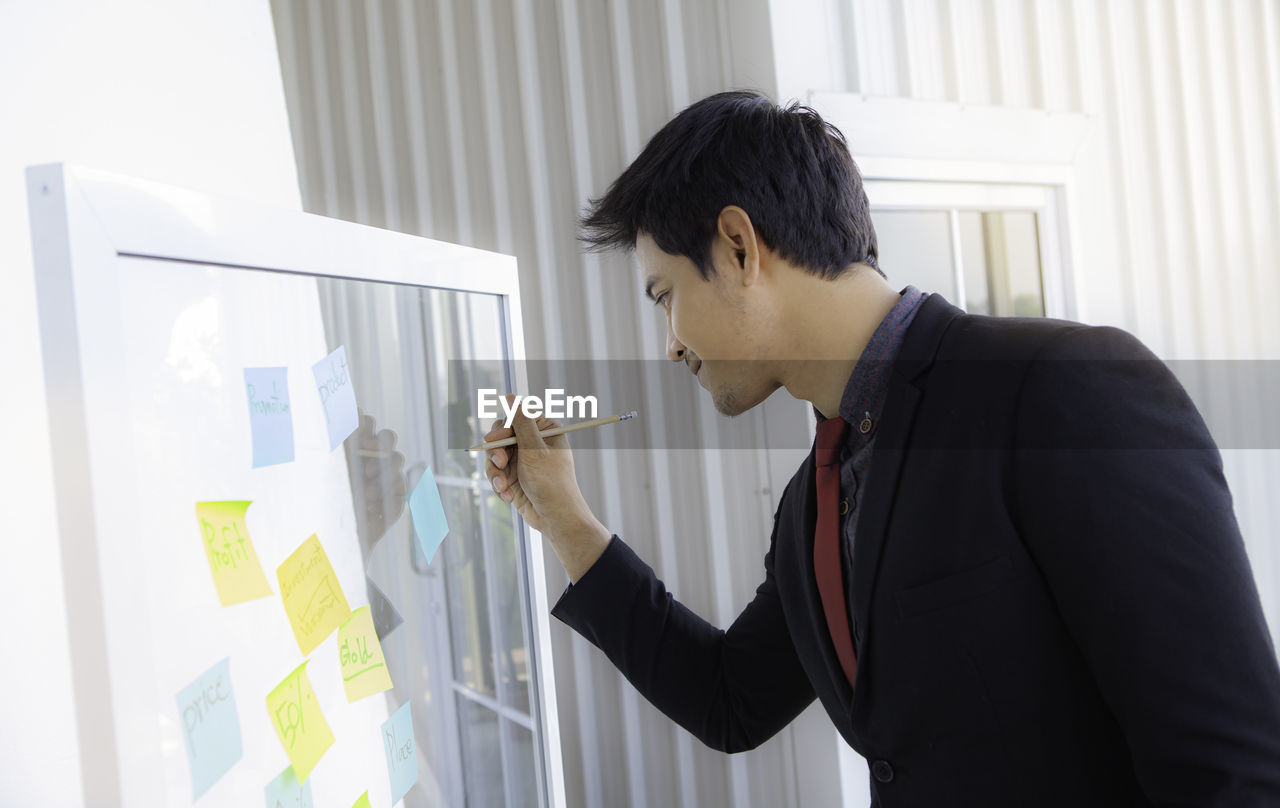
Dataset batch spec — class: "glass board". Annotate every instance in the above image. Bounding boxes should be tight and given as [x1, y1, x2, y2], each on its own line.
[27, 164, 560, 807]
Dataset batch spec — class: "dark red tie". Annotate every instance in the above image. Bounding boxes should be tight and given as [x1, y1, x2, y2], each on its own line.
[814, 417, 857, 688]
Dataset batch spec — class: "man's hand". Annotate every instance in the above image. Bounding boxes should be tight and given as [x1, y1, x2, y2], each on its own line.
[484, 393, 610, 581]
[344, 412, 408, 560]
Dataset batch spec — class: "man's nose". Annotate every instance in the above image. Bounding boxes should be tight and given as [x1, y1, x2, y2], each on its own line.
[666, 319, 686, 363]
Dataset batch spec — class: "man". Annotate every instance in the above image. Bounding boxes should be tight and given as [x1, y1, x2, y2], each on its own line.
[483, 91, 1280, 806]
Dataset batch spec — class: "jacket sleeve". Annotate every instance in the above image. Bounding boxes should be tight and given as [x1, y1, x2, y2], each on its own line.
[550, 507, 816, 753]
[1014, 324, 1280, 806]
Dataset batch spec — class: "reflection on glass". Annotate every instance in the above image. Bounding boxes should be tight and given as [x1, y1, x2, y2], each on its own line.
[457, 696, 504, 807]
[503, 719, 538, 808]
[486, 491, 533, 715]
[443, 484, 497, 699]
[314, 276, 542, 806]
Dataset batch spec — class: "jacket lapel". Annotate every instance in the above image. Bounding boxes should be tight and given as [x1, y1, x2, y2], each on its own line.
[848, 294, 963, 713]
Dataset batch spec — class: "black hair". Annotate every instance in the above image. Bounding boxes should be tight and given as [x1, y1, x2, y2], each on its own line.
[579, 89, 881, 281]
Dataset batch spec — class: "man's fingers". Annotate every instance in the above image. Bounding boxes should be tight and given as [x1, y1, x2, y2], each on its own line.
[485, 455, 512, 497]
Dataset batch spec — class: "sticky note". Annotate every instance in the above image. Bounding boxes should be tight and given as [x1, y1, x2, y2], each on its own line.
[339, 606, 394, 702]
[408, 467, 450, 565]
[176, 656, 242, 800]
[313, 345, 359, 450]
[382, 701, 419, 805]
[352, 792, 371, 808]
[245, 367, 295, 467]
[266, 661, 334, 784]
[196, 501, 272, 606]
[263, 765, 314, 808]
[277, 534, 351, 656]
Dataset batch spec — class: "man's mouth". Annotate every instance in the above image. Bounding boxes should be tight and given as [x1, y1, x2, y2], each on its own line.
[690, 360, 702, 377]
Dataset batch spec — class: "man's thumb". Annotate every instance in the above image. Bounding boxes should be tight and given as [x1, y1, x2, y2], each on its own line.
[508, 396, 547, 449]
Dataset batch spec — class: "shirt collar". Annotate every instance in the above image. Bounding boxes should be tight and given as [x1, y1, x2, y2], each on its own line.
[813, 285, 930, 441]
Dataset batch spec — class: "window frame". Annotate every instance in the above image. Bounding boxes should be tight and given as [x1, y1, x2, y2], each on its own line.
[809, 92, 1094, 324]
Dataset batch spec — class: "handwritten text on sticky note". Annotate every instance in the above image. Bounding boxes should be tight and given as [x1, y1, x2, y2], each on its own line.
[312, 345, 359, 450]
[263, 764, 314, 808]
[339, 605, 393, 702]
[408, 467, 450, 565]
[176, 656, 242, 800]
[278, 534, 351, 655]
[195, 501, 272, 606]
[245, 367, 295, 467]
[383, 701, 419, 804]
[266, 661, 334, 784]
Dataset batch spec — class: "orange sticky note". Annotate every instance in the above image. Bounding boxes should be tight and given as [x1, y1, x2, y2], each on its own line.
[266, 661, 334, 784]
[195, 501, 272, 606]
[277, 534, 351, 655]
[338, 606, 393, 702]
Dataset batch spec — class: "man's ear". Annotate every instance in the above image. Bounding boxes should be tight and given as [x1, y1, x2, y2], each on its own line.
[716, 206, 760, 285]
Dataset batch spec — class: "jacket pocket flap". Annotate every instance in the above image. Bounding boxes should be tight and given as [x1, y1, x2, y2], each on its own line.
[895, 554, 1014, 618]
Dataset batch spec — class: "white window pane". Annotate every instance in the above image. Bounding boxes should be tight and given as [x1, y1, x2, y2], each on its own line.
[869, 210, 956, 298]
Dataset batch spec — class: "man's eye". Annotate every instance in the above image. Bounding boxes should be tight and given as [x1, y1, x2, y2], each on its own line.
[655, 292, 669, 307]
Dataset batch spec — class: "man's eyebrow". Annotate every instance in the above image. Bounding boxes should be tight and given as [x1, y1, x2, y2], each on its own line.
[643, 275, 660, 303]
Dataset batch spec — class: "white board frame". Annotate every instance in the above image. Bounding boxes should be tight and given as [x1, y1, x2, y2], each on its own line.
[26, 163, 566, 807]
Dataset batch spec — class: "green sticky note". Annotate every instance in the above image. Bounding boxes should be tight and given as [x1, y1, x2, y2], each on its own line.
[266, 661, 334, 784]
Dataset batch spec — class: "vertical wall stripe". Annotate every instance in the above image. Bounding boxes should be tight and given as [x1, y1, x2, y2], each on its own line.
[1140, 0, 1198, 361]
[302, 3, 340, 216]
[393, 0, 436, 237]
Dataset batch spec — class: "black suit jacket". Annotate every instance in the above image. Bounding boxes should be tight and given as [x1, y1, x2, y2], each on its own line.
[553, 294, 1280, 807]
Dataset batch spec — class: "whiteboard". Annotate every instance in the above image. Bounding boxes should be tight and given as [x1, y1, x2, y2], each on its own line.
[26, 164, 564, 807]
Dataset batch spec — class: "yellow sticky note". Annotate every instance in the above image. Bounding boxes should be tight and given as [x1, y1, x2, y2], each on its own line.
[338, 606, 394, 702]
[352, 791, 371, 808]
[266, 661, 334, 784]
[277, 534, 351, 655]
[195, 501, 272, 606]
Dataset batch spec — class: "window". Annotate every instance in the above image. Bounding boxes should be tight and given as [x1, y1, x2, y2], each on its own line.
[866, 180, 1069, 319]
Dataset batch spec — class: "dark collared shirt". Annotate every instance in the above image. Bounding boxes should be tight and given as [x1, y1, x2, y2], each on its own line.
[812, 285, 929, 643]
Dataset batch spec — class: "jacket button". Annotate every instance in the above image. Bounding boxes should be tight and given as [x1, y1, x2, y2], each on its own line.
[871, 760, 894, 783]
[839, 499, 849, 515]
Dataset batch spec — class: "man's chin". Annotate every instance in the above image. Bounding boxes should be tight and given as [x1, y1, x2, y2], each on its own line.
[709, 382, 777, 418]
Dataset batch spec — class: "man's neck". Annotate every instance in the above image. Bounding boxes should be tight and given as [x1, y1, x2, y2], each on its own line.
[777, 267, 903, 419]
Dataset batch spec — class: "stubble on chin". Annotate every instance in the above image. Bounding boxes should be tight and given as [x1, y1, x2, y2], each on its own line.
[712, 389, 742, 417]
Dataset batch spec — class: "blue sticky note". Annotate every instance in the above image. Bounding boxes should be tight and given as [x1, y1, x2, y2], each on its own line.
[263, 765, 314, 808]
[176, 656, 243, 800]
[312, 345, 359, 450]
[382, 701, 419, 805]
[408, 467, 449, 564]
[244, 367, 295, 467]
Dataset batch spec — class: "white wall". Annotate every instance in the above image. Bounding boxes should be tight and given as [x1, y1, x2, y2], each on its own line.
[0, 2, 299, 803]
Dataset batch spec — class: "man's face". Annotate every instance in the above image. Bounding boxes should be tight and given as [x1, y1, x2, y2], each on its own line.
[636, 232, 781, 416]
